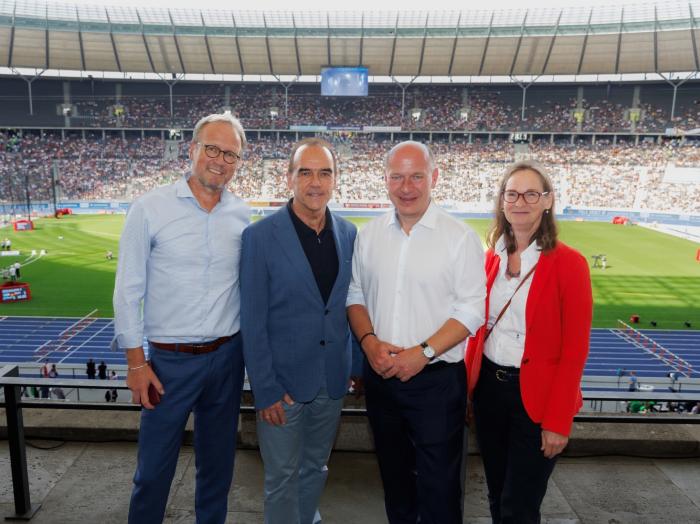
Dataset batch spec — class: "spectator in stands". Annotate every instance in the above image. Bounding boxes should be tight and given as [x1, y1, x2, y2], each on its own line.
[465, 160, 592, 524]
[113, 112, 248, 524]
[240, 138, 359, 524]
[49, 364, 66, 400]
[628, 371, 639, 392]
[97, 361, 107, 380]
[109, 370, 119, 402]
[39, 359, 51, 398]
[86, 358, 96, 379]
[347, 141, 486, 523]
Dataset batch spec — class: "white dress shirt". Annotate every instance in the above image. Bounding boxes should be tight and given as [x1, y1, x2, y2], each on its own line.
[483, 236, 541, 368]
[113, 175, 249, 349]
[347, 201, 485, 363]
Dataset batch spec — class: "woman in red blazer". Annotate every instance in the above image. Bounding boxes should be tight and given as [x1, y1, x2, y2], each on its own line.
[465, 160, 592, 523]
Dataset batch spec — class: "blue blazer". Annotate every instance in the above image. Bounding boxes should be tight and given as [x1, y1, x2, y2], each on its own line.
[240, 206, 360, 410]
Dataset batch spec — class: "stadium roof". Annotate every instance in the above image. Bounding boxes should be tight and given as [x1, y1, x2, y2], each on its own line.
[1, 0, 699, 77]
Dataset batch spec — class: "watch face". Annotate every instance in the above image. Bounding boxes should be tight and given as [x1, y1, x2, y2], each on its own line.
[422, 345, 436, 359]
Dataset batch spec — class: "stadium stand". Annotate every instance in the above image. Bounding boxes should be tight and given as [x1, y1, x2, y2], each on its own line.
[2, 77, 700, 132]
[2, 131, 700, 213]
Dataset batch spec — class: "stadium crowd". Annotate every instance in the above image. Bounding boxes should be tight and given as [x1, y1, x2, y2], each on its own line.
[35, 83, 698, 133]
[2, 132, 699, 214]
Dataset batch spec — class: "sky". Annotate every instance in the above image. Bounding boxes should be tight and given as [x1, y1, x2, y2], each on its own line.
[64, 0, 646, 12]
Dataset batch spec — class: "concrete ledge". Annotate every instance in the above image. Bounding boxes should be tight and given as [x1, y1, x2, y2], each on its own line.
[2, 407, 700, 458]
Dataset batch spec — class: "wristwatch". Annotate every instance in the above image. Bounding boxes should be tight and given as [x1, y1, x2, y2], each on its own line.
[420, 341, 436, 361]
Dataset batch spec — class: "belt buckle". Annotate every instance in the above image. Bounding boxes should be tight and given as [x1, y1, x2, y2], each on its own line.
[495, 369, 508, 382]
[191, 343, 209, 355]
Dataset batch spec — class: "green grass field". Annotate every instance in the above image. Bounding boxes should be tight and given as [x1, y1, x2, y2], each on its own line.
[0, 214, 698, 329]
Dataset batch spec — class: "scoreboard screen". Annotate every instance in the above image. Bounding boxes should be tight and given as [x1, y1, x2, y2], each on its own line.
[321, 67, 369, 97]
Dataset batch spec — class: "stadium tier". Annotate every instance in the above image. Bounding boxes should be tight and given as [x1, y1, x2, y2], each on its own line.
[2, 132, 700, 214]
[2, 78, 700, 133]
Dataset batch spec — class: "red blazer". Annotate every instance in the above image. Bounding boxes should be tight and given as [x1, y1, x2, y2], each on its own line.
[465, 241, 592, 436]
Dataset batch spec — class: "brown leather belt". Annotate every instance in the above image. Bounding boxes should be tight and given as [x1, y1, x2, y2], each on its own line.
[148, 334, 235, 355]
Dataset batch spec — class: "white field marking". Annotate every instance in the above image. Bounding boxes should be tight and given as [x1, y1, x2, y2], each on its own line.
[78, 229, 121, 239]
[59, 320, 114, 365]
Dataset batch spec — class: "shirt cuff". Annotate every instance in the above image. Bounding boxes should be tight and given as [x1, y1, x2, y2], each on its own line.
[116, 332, 144, 351]
[346, 288, 366, 308]
[449, 304, 485, 337]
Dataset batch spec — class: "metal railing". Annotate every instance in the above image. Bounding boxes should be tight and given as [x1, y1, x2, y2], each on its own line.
[2, 364, 700, 519]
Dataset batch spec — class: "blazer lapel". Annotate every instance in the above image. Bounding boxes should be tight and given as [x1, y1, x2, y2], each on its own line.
[327, 213, 348, 304]
[271, 207, 322, 302]
[525, 247, 556, 331]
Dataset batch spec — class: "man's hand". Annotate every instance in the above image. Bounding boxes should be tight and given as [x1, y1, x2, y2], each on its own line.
[541, 429, 568, 459]
[363, 336, 403, 378]
[350, 376, 365, 398]
[259, 393, 295, 426]
[391, 346, 429, 382]
[126, 364, 164, 410]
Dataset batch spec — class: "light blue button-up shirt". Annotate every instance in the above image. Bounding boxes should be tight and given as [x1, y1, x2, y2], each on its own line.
[113, 176, 249, 349]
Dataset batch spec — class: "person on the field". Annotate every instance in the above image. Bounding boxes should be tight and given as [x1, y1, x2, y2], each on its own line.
[114, 112, 248, 524]
[241, 138, 359, 524]
[465, 160, 592, 524]
[347, 141, 485, 523]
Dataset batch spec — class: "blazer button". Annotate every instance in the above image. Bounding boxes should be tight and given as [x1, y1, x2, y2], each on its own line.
[325, 309, 330, 315]
[320, 340, 326, 346]
[522, 358, 530, 364]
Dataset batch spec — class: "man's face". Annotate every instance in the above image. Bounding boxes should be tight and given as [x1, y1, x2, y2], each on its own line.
[287, 145, 336, 215]
[385, 144, 438, 225]
[188, 121, 241, 194]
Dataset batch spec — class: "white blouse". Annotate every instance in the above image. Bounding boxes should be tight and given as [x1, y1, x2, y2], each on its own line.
[483, 236, 541, 368]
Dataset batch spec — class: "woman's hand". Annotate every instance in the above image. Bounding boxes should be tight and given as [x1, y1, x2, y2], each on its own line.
[541, 429, 568, 459]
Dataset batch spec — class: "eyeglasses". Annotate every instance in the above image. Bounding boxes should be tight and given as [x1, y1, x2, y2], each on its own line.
[197, 142, 241, 165]
[502, 190, 550, 204]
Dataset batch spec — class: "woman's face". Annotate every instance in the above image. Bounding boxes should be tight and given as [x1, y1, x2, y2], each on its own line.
[502, 168, 553, 233]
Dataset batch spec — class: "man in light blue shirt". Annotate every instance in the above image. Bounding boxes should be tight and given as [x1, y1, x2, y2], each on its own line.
[113, 113, 249, 524]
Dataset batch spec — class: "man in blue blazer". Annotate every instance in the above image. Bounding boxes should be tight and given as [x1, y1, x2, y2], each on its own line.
[240, 138, 360, 524]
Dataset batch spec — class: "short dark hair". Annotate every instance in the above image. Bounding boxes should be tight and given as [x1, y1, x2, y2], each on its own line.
[487, 160, 558, 254]
[287, 138, 338, 175]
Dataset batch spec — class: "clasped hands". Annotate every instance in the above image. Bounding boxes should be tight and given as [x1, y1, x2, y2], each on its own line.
[363, 336, 428, 382]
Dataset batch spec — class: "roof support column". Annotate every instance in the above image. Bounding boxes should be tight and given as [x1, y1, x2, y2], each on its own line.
[392, 75, 417, 123]
[658, 72, 697, 121]
[11, 68, 45, 116]
[511, 75, 540, 124]
[272, 75, 298, 120]
[156, 73, 184, 123]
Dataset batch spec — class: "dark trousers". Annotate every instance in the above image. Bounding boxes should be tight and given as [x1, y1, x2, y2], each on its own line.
[472, 358, 557, 524]
[128, 335, 244, 524]
[364, 360, 467, 524]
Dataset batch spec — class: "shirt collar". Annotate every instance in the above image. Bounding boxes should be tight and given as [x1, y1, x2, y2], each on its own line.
[177, 174, 232, 204]
[176, 175, 195, 199]
[287, 198, 333, 237]
[495, 235, 541, 267]
[387, 200, 438, 230]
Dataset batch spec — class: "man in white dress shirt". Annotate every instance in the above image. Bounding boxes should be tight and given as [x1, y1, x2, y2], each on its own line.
[346, 141, 485, 524]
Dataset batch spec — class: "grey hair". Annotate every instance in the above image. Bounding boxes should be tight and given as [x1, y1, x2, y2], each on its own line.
[192, 113, 247, 152]
[384, 141, 436, 172]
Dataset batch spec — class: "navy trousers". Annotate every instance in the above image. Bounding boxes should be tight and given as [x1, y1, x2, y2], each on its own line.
[128, 335, 244, 524]
[364, 360, 467, 524]
[472, 358, 557, 524]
